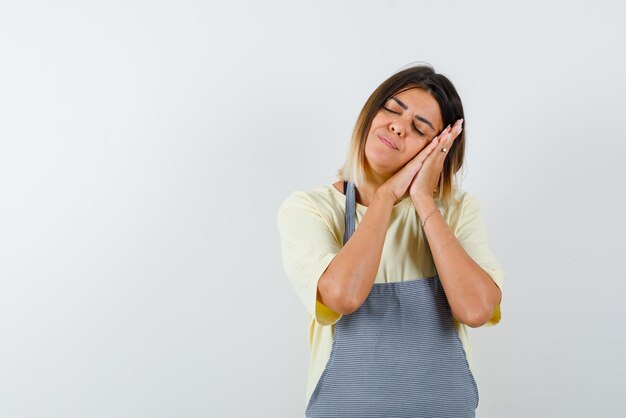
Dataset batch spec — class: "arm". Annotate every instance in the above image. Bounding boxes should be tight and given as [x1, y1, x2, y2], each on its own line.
[317, 187, 397, 315]
[413, 196, 502, 328]
[319, 138, 443, 315]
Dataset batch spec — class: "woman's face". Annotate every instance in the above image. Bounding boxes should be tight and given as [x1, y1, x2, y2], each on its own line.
[364, 87, 444, 180]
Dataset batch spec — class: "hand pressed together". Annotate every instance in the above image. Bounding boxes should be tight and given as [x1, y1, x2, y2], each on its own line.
[409, 119, 463, 200]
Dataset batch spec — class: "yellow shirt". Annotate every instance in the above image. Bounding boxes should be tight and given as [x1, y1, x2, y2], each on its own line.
[276, 184, 505, 407]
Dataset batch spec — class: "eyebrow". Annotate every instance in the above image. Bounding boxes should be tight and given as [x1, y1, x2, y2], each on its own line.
[391, 97, 435, 131]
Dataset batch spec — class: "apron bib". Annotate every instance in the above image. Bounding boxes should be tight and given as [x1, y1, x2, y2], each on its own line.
[305, 181, 478, 418]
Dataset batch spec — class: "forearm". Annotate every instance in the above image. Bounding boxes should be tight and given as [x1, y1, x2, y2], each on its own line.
[412, 195, 502, 327]
[318, 187, 396, 314]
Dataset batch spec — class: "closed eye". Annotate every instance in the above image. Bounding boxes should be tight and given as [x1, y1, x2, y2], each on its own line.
[382, 106, 425, 137]
[382, 106, 400, 115]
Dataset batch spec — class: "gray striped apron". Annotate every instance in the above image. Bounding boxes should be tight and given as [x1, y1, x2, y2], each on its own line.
[305, 181, 478, 418]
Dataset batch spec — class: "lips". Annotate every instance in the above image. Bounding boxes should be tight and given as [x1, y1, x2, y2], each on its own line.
[377, 134, 397, 150]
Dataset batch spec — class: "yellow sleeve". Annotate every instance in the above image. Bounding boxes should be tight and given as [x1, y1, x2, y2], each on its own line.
[454, 193, 505, 327]
[276, 191, 343, 326]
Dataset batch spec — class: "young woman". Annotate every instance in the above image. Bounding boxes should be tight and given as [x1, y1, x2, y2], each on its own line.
[277, 64, 504, 417]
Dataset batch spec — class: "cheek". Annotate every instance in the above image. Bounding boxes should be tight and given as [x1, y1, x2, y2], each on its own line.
[370, 112, 389, 127]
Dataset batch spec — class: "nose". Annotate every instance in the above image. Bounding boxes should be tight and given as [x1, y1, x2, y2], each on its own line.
[389, 119, 405, 137]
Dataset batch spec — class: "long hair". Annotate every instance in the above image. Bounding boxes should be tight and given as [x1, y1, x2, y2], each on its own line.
[337, 64, 466, 209]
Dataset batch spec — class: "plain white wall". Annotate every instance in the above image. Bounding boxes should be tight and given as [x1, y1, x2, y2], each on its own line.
[1, 1, 625, 417]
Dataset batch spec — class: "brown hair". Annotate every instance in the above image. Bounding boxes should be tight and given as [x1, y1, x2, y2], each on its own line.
[337, 64, 466, 209]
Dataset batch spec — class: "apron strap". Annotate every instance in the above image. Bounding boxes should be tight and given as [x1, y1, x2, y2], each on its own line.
[343, 180, 356, 245]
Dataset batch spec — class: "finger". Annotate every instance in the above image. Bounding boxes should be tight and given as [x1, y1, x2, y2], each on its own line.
[404, 124, 451, 175]
[437, 124, 452, 139]
[422, 127, 449, 159]
[435, 133, 452, 161]
[424, 136, 440, 155]
[451, 119, 463, 140]
[409, 136, 440, 170]
[437, 120, 463, 159]
[421, 136, 440, 162]
[452, 118, 463, 139]
[444, 120, 462, 142]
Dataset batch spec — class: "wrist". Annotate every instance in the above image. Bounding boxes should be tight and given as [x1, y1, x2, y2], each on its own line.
[411, 194, 437, 218]
[375, 185, 401, 206]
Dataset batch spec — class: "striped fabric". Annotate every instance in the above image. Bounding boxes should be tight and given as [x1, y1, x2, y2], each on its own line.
[305, 181, 478, 418]
[342, 180, 356, 245]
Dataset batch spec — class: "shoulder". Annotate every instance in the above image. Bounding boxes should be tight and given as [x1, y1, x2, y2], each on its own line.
[278, 185, 340, 213]
[440, 189, 482, 228]
[277, 184, 345, 228]
[437, 188, 475, 212]
[457, 190, 481, 211]
[276, 185, 346, 248]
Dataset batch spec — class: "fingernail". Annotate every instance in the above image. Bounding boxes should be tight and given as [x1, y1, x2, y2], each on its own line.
[459, 118, 464, 124]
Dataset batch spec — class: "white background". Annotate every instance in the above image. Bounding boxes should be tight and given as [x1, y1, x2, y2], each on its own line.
[1, 1, 625, 417]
